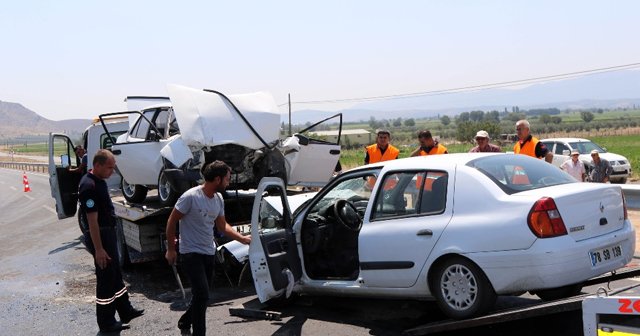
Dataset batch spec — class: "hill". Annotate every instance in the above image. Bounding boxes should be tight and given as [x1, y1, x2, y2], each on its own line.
[0, 101, 90, 140]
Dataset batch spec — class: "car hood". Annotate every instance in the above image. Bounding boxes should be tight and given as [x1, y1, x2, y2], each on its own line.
[167, 84, 281, 150]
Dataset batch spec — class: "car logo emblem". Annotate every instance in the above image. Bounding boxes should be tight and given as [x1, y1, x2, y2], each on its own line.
[599, 202, 604, 213]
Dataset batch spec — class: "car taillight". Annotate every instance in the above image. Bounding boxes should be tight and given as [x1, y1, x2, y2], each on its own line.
[622, 193, 628, 220]
[528, 197, 567, 238]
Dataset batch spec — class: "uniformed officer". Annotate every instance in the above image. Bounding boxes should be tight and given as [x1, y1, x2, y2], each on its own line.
[79, 149, 144, 333]
[364, 130, 399, 164]
[513, 120, 553, 163]
[410, 130, 448, 156]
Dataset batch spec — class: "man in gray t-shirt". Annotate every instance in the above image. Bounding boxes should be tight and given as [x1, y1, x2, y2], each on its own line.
[165, 161, 250, 335]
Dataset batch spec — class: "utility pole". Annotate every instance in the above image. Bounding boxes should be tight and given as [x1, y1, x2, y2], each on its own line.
[288, 93, 292, 136]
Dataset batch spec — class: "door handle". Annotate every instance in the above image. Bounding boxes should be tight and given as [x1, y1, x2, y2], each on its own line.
[329, 149, 341, 155]
[417, 229, 433, 236]
[112, 149, 122, 155]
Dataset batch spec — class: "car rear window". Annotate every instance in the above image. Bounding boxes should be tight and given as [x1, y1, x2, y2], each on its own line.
[467, 155, 575, 194]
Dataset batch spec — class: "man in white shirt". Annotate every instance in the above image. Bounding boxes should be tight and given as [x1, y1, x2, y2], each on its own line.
[560, 149, 586, 181]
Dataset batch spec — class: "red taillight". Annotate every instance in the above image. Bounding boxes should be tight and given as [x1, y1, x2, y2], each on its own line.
[528, 197, 567, 238]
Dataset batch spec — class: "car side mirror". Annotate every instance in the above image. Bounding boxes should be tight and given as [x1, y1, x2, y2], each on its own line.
[148, 130, 161, 141]
[602, 147, 607, 152]
[562, 150, 570, 156]
[295, 134, 310, 146]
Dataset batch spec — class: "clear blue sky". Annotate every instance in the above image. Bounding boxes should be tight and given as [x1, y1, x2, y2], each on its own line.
[1, 1, 639, 121]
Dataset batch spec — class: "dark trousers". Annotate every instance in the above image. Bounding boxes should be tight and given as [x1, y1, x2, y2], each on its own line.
[85, 227, 134, 329]
[179, 253, 215, 336]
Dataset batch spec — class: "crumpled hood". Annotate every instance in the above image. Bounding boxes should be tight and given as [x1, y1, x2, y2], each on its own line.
[167, 84, 281, 150]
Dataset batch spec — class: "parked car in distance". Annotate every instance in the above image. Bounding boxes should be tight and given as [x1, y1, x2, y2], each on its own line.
[249, 153, 635, 319]
[104, 84, 342, 206]
[541, 138, 631, 183]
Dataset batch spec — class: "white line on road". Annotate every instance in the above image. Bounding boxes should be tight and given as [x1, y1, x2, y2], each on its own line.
[10, 186, 17, 191]
[23, 194, 35, 200]
[42, 205, 57, 214]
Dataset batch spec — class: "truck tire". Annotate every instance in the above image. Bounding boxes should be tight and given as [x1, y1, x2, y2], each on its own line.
[122, 178, 148, 204]
[115, 218, 131, 269]
[158, 169, 179, 206]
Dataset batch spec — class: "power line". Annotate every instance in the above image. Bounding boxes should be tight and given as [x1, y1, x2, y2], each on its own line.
[279, 62, 640, 107]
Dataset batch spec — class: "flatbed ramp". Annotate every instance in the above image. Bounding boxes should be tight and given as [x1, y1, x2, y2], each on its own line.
[404, 266, 640, 335]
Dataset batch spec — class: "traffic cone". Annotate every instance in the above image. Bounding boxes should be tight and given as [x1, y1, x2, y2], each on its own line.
[23, 172, 31, 192]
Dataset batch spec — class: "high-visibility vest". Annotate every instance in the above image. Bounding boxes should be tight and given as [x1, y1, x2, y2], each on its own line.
[417, 144, 448, 156]
[514, 136, 539, 158]
[366, 144, 400, 164]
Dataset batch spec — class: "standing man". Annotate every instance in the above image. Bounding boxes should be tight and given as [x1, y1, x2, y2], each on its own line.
[364, 130, 399, 164]
[513, 120, 553, 163]
[468, 130, 502, 153]
[79, 149, 144, 333]
[560, 149, 586, 181]
[410, 130, 448, 157]
[589, 150, 613, 183]
[68, 145, 88, 175]
[165, 161, 251, 335]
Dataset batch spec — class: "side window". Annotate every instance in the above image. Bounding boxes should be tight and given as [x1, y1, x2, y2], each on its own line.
[131, 116, 151, 139]
[101, 131, 126, 150]
[418, 172, 448, 214]
[372, 171, 448, 220]
[541, 142, 554, 154]
[555, 143, 569, 155]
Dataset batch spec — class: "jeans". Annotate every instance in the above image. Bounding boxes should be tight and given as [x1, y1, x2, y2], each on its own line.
[180, 253, 215, 336]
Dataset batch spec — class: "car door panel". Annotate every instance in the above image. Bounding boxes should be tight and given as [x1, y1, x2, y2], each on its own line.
[48, 133, 81, 219]
[249, 177, 302, 302]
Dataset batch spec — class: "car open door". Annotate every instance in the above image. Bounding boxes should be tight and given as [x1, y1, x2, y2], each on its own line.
[48, 133, 81, 219]
[248, 177, 302, 302]
[283, 113, 342, 187]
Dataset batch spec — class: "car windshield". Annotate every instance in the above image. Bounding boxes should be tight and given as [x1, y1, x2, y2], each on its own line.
[309, 170, 379, 215]
[568, 141, 605, 154]
[468, 155, 575, 194]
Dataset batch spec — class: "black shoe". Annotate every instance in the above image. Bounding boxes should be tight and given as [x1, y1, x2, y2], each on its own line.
[121, 308, 145, 324]
[99, 321, 130, 333]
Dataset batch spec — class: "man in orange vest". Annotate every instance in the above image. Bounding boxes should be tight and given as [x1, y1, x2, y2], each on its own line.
[410, 130, 448, 157]
[513, 120, 553, 163]
[364, 130, 399, 164]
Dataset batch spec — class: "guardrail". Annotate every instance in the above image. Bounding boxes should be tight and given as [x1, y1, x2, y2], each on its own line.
[0, 161, 49, 174]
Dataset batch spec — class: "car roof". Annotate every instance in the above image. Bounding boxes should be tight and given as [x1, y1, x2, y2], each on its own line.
[541, 138, 591, 143]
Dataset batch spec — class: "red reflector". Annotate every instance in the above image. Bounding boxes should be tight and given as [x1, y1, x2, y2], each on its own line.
[528, 197, 567, 238]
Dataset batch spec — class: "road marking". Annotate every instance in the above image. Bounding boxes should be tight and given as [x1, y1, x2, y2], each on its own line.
[10, 186, 17, 191]
[23, 194, 34, 200]
[42, 205, 57, 214]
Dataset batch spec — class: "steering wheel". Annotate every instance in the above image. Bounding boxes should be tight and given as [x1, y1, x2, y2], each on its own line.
[333, 199, 363, 232]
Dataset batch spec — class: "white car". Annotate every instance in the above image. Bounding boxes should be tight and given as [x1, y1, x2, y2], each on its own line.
[104, 84, 341, 205]
[541, 138, 631, 184]
[248, 153, 635, 319]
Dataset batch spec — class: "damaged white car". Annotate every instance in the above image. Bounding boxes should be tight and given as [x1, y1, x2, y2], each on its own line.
[102, 84, 341, 205]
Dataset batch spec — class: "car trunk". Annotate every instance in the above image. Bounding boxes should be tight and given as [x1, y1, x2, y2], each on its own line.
[521, 183, 625, 242]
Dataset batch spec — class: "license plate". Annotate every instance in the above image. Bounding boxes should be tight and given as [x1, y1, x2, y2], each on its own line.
[590, 245, 623, 267]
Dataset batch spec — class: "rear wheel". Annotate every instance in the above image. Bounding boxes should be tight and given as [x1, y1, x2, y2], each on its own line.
[121, 178, 148, 204]
[158, 170, 179, 206]
[431, 256, 496, 319]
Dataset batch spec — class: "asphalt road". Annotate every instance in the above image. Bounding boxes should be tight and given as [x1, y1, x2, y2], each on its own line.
[0, 168, 638, 336]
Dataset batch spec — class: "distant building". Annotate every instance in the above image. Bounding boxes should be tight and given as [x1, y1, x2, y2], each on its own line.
[310, 129, 371, 148]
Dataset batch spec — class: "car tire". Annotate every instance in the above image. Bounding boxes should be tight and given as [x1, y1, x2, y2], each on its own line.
[534, 283, 582, 301]
[158, 170, 179, 206]
[431, 256, 496, 319]
[121, 178, 148, 204]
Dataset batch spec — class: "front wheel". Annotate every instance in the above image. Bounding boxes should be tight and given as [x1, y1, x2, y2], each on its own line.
[121, 178, 148, 204]
[158, 170, 179, 206]
[430, 256, 496, 319]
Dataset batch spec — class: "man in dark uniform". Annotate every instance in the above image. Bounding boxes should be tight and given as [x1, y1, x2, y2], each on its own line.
[79, 149, 144, 333]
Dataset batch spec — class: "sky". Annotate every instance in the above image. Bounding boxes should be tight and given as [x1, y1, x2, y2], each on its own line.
[1, 1, 639, 121]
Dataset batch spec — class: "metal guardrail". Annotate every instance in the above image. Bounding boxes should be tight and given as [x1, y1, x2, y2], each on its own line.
[0, 161, 49, 174]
